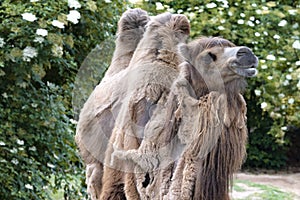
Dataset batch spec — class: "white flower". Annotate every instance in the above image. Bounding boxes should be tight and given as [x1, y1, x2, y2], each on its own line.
[218, 26, 225, 30]
[283, 80, 289, 86]
[2, 93, 8, 98]
[10, 148, 18, 154]
[36, 28, 48, 37]
[0, 141, 5, 146]
[52, 20, 65, 29]
[0, 37, 5, 48]
[228, 11, 233, 16]
[17, 139, 24, 145]
[237, 19, 244, 24]
[104, 0, 112, 2]
[261, 102, 268, 109]
[156, 2, 164, 10]
[297, 80, 300, 89]
[273, 34, 280, 39]
[11, 158, 19, 165]
[67, 10, 81, 24]
[292, 40, 300, 50]
[23, 46, 38, 62]
[279, 57, 287, 61]
[266, 55, 276, 60]
[250, 16, 255, 21]
[267, 76, 273, 80]
[22, 13, 37, 22]
[288, 10, 297, 15]
[188, 12, 196, 20]
[261, 64, 268, 69]
[281, 126, 287, 131]
[288, 98, 294, 104]
[206, 3, 217, 9]
[286, 74, 292, 80]
[25, 184, 33, 190]
[33, 36, 44, 43]
[278, 93, 285, 98]
[52, 44, 63, 57]
[70, 119, 78, 124]
[30, 0, 39, 2]
[255, 32, 260, 37]
[47, 163, 55, 168]
[29, 146, 37, 151]
[129, 0, 142, 3]
[254, 89, 261, 96]
[68, 0, 81, 9]
[247, 21, 255, 27]
[296, 61, 300, 66]
[292, 23, 299, 29]
[278, 20, 287, 27]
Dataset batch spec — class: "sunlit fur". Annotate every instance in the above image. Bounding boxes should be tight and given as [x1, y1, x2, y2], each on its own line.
[100, 12, 190, 199]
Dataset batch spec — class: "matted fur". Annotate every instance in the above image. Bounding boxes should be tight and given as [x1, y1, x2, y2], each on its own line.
[100, 12, 190, 200]
[75, 8, 150, 200]
[112, 37, 257, 199]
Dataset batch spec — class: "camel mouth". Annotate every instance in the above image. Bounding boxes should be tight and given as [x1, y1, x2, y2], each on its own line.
[230, 65, 258, 77]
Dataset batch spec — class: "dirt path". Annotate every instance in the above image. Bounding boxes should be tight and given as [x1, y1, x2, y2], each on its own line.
[233, 173, 300, 199]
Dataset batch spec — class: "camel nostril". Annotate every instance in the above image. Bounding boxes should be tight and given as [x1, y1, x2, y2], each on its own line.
[237, 47, 252, 58]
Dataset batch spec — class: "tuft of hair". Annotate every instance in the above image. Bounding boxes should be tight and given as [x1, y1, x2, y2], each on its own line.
[118, 8, 150, 32]
[146, 12, 190, 36]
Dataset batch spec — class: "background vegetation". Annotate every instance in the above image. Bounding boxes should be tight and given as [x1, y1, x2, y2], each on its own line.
[0, 0, 124, 199]
[0, 0, 299, 199]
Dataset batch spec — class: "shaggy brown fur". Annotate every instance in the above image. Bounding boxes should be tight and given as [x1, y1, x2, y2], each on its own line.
[100, 12, 190, 200]
[75, 8, 149, 199]
[167, 38, 257, 200]
[113, 37, 258, 199]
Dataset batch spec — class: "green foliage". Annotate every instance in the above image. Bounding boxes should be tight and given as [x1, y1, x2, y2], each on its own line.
[0, 0, 126, 199]
[136, 0, 300, 169]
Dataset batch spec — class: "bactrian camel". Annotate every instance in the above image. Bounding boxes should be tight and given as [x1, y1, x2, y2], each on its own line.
[76, 9, 258, 200]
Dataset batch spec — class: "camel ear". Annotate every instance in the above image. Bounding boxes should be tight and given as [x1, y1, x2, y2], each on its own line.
[179, 43, 192, 61]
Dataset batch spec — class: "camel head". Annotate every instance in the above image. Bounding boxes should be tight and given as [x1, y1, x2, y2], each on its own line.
[179, 37, 258, 93]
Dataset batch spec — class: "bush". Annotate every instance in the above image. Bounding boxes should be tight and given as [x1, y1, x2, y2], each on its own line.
[136, 0, 300, 169]
[0, 0, 126, 199]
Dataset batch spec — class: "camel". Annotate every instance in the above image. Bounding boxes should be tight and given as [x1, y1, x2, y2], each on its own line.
[75, 8, 150, 199]
[99, 12, 190, 199]
[76, 9, 259, 200]
[112, 37, 258, 199]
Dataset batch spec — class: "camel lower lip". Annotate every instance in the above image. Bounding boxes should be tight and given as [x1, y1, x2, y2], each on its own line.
[234, 67, 258, 77]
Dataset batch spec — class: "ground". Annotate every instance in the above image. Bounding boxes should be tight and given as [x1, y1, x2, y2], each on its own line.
[231, 172, 300, 200]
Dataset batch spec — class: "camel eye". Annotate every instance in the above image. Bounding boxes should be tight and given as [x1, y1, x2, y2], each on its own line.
[208, 52, 217, 61]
